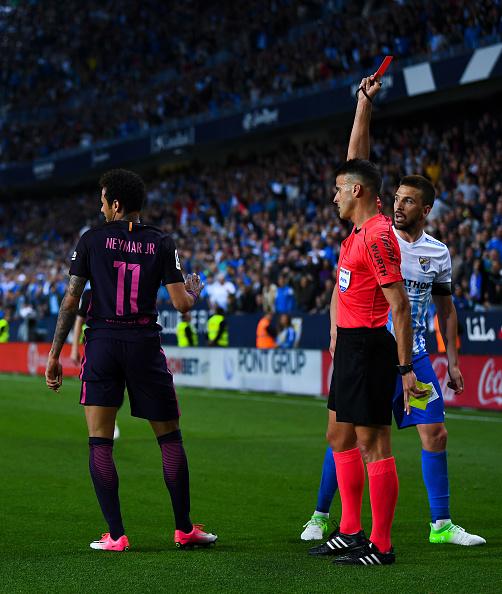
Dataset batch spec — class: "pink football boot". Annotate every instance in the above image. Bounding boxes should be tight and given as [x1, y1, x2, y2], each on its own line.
[174, 524, 217, 549]
[90, 533, 129, 551]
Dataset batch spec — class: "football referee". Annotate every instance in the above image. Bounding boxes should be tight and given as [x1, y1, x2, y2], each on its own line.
[322, 159, 424, 566]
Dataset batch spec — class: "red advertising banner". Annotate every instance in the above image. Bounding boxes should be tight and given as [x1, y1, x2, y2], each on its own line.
[321, 351, 502, 411]
[0, 343, 81, 377]
[1, 343, 501, 411]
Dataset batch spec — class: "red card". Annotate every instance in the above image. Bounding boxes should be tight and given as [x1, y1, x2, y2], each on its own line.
[374, 55, 393, 79]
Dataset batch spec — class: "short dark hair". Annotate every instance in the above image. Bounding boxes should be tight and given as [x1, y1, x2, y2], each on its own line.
[334, 159, 382, 196]
[100, 169, 146, 213]
[399, 175, 435, 208]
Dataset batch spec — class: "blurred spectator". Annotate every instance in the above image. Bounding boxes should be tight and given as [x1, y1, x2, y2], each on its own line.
[469, 260, 484, 303]
[486, 260, 502, 305]
[452, 284, 472, 310]
[276, 314, 296, 348]
[47, 284, 61, 316]
[261, 275, 277, 313]
[206, 273, 236, 311]
[176, 312, 198, 347]
[237, 283, 258, 313]
[449, 246, 463, 285]
[487, 226, 502, 260]
[207, 307, 229, 347]
[256, 312, 276, 349]
[314, 278, 335, 313]
[295, 275, 317, 312]
[275, 275, 296, 314]
[0, 310, 9, 343]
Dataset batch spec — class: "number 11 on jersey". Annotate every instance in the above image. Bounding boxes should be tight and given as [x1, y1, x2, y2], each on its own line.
[114, 261, 140, 316]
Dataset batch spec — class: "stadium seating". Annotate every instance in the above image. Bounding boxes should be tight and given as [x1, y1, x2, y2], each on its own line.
[1, 109, 501, 325]
[1, 0, 500, 162]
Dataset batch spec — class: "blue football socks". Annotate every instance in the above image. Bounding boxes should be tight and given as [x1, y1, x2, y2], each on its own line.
[421, 449, 450, 522]
[315, 446, 338, 514]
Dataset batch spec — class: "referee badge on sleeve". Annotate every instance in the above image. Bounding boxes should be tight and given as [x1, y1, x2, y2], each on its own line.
[339, 267, 351, 293]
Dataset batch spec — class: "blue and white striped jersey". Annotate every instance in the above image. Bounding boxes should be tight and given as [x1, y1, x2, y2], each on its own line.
[387, 228, 451, 355]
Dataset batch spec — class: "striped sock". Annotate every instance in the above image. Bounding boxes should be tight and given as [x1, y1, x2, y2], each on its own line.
[88, 437, 124, 541]
[158, 430, 192, 533]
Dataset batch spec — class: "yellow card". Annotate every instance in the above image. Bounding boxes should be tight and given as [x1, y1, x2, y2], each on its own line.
[409, 381, 433, 410]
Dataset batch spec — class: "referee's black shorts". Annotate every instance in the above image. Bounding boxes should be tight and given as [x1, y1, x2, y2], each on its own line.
[328, 326, 398, 426]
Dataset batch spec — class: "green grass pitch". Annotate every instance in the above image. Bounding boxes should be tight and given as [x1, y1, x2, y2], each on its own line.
[1, 373, 502, 593]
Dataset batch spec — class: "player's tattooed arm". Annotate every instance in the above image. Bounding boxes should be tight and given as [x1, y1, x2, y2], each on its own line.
[49, 275, 87, 359]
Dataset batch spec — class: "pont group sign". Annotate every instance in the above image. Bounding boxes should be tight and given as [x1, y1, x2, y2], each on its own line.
[161, 347, 321, 395]
[0, 343, 500, 411]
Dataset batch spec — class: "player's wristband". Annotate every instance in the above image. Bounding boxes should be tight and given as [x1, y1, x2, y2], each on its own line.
[187, 290, 199, 304]
[397, 363, 414, 376]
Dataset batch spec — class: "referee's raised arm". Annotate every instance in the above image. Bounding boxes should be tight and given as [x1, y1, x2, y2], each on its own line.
[347, 77, 382, 161]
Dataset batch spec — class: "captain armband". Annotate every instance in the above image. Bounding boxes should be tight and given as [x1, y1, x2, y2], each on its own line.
[431, 282, 452, 296]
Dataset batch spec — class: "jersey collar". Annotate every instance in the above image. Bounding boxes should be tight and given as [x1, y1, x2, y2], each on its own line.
[392, 226, 425, 246]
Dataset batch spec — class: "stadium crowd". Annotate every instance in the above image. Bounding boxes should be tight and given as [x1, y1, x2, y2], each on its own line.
[1, 0, 501, 162]
[1, 106, 502, 330]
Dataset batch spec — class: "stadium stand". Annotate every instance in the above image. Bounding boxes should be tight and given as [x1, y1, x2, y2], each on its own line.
[1, 106, 501, 327]
[1, 0, 500, 161]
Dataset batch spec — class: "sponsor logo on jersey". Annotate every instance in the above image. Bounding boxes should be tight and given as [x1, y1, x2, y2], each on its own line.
[403, 278, 433, 290]
[175, 249, 181, 270]
[419, 256, 431, 272]
[370, 243, 388, 277]
[71, 251, 77, 261]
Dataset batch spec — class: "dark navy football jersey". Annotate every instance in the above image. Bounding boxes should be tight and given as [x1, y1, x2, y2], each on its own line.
[77, 289, 92, 319]
[69, 220, 184, 337]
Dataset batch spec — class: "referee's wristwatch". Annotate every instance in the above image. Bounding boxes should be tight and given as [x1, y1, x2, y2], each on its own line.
[397, 363, 414, 375]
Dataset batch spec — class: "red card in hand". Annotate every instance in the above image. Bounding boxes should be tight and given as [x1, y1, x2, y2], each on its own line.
[374, 56, 393, 79]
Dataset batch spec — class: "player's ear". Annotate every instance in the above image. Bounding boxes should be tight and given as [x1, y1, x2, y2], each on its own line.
[353, 183, 363, 198]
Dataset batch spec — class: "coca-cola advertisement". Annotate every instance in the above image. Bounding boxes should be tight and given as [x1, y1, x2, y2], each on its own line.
[322, 351, 502, 411]
[0, 343, 81, 377]
[430, 355, 502, 411]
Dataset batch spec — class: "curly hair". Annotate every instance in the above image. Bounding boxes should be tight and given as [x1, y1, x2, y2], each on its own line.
[99, 169, 146, 213]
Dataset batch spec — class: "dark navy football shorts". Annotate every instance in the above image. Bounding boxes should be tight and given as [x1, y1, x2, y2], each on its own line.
[328, 326, 398, 426]
[79, 335, 179, 421]
[393, 352, 445, 429]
